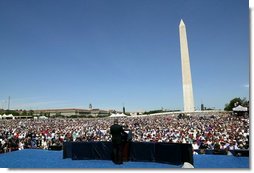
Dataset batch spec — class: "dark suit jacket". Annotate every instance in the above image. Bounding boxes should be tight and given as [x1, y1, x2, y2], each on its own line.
[110, 124, 124, 145]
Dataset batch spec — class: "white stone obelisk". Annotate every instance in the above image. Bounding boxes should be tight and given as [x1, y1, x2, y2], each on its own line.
[179, 19, 195, 112]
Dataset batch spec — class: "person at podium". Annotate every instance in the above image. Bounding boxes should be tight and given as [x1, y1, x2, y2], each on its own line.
[110, 118, 125, 164]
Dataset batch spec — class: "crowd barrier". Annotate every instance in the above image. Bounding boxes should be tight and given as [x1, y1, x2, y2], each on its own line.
[63, 141, 193, 165]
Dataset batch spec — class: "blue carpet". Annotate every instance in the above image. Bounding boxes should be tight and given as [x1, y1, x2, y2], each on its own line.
[0, 149, 179, 168]
[0, 149, 249, 168]
[193, 154, 249, 168]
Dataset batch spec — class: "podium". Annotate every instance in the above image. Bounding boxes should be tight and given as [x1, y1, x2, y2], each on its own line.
[121, 129, 132, 161]
[122, 142, 130, 161]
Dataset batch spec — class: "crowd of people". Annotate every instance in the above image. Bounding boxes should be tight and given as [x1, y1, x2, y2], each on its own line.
[0, 112, 249, 154]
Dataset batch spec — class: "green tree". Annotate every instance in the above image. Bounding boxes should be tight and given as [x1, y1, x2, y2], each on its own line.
[241, 97, 249, 107]
[28, 110, 34, 116]
[21, 110, 27, 116]
[4, 109, 20, 116]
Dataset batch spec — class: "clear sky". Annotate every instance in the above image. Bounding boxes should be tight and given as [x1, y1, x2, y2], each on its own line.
[0, 0, 249, 112]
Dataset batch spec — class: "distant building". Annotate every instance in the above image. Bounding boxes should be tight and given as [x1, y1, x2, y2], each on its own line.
[33, 108, 109, 118]
[89, 104, 92, 110]
[123, 106, 125, 114]
[201, 104, 204, 111]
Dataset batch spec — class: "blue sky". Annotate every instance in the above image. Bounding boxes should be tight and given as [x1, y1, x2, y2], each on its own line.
[0, 0, 249, 112]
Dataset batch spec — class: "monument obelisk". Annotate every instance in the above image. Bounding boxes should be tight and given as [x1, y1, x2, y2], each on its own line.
[179, 19, 195, 112]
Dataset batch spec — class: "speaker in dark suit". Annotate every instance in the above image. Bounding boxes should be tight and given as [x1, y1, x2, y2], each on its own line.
[110, 118, 125, 164]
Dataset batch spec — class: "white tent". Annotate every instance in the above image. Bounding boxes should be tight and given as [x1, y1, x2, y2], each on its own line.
[2, 114, 15, 119]
[232, 105, 248, 112]
[39, 115, 48, 119]
[109, 113, 127, 117]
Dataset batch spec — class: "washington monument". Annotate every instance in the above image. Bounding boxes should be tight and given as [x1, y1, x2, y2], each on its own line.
[179, 19, 195, 112]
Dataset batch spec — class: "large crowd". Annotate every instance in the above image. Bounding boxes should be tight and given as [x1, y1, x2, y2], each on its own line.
[0, 112, 249, 154]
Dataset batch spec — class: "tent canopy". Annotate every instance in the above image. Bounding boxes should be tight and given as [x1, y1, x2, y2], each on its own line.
[2, 114, 13, 117]
[39, 115, 48, 119]
[109, 113, 127, 117]
[1, 114, 14, 119]
[232, 105, 248, 112]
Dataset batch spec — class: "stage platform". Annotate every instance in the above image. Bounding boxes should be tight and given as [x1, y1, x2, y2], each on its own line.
[0, 149, 249, 168]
